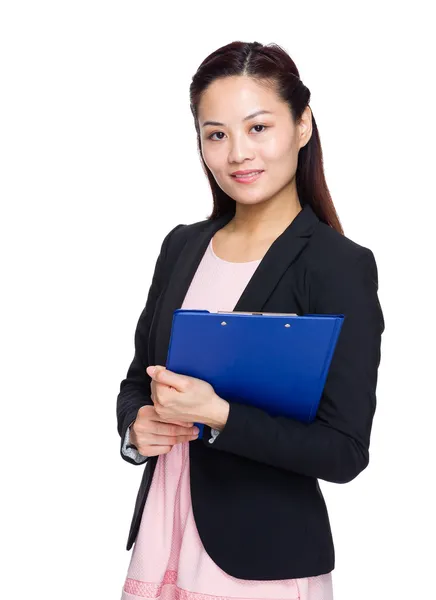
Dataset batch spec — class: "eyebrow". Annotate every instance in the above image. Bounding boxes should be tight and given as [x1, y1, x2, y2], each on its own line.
[201, 109, 274, 128]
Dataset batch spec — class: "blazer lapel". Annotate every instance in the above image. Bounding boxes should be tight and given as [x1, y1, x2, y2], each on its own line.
[154, 203, 320, 366]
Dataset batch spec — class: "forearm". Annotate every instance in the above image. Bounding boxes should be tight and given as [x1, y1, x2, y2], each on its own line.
[121, 418, 149, 464]
[116, 223, 185, 464]
[204, 251, 383, 483]
[117, 379, 154, 439]
[204, 400, 369, 483]
[117, 366, 154, 465]
[203, 395, 230, 431]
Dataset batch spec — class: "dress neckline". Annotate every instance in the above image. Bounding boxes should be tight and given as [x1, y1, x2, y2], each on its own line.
[209, 236, 262, 265]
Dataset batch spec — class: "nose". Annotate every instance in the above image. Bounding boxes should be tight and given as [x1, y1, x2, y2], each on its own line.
[227, 134, 255, 164]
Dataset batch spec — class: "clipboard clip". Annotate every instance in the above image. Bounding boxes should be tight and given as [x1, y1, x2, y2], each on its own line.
[216, 311, 298, 316]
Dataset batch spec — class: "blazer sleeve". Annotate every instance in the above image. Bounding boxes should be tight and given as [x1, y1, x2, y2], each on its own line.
[116, 223, 185, 465]
[121, 418, 149, 464]
[203, 248, 385, 484]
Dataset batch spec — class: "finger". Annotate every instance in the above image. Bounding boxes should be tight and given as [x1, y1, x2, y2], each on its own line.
[154, 422, 199, 436]
[147, 410, 193, 428]
[147, 365, 187, 393]
[148, 433, 199, 446]
[151, 414, 193, 428]
[144, 445, 173, 457]
[156, 414, 194, 428]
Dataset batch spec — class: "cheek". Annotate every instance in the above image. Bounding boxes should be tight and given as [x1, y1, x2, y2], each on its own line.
[264, 144, 298, 178]
[262, 135, 294, 162]
[202, 147, 223, 175]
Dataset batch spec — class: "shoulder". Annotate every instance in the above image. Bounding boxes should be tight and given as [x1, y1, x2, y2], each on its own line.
[304, 222, 382, 325]
[162, 216, 215, 252]
[305, 222, 380, 298]
[310, 221, 375, 267]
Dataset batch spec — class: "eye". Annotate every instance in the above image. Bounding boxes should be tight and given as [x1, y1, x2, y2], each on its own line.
[207, 124, 269, 141]
[208, 131, 225, 141]
[252, 124, 267, 133]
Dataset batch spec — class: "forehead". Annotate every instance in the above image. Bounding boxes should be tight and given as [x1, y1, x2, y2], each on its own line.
[198, 76, 283, 120]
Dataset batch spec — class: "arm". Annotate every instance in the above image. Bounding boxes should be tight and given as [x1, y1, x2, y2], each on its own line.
[203, 249, 385, 483]
[121, 418, 149, 464]
[116, 223, 185, 465]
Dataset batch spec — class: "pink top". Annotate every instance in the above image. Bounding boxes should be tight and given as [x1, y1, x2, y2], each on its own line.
[121, 235, 334, 600]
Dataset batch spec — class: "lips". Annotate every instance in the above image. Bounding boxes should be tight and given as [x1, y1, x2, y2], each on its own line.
[230, 170, 264, 184]
[231, 170, 264, 178]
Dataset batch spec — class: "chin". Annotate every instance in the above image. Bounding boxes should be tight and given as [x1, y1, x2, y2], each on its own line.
[234, 196, 270, 207]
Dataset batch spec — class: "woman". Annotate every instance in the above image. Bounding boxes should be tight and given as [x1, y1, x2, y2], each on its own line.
[117, 41, 384, 600]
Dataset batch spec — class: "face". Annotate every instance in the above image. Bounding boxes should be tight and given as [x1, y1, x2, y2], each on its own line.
[198, 75, 312, 208]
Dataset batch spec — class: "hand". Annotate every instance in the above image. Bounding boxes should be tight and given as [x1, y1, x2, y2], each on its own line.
[130, 404, 200, 457]
[146, 365, 219, 425]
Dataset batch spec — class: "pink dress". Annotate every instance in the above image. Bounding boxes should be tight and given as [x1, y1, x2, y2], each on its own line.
[121, 236, 334, 600]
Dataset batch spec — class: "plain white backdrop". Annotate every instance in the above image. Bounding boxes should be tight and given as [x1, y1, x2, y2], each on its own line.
[1, 2, 435, 599]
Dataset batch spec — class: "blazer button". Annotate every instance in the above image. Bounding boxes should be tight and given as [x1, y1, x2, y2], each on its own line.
[209, 428, 220, 444]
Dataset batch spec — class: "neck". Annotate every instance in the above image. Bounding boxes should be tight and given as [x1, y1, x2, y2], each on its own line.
[228, 187, 303, 240]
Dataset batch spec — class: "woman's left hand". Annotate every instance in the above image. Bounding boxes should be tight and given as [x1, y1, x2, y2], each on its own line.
[146, 365, 219, 425]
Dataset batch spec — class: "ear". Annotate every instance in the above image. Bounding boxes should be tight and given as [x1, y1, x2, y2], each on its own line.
[298, 105, 313, 150]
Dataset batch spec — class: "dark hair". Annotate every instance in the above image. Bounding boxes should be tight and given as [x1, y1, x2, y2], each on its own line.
[189, 41, 343, 235]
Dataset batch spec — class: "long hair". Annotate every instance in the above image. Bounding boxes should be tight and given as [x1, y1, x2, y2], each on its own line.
[189, 41, 343, 234]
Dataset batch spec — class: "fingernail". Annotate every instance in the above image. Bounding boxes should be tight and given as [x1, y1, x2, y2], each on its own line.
[193, 427, 200, 434]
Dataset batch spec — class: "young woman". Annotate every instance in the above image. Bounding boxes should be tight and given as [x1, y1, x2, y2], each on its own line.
[117, 40, 384, 600]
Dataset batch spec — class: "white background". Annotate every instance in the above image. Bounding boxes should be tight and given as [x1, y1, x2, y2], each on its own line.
[1, 2, 435, 599]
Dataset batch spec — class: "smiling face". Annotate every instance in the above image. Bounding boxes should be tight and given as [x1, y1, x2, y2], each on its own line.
[198, 75, 312, 210]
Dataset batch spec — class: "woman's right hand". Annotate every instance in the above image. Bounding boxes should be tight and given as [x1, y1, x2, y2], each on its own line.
[129, 404, 200, 457]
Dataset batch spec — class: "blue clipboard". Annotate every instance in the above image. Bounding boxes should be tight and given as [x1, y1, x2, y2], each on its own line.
[165, 309, 344, 439]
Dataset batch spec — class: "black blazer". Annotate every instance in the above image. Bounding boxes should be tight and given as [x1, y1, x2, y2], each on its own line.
[116, 202, 385, 581]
